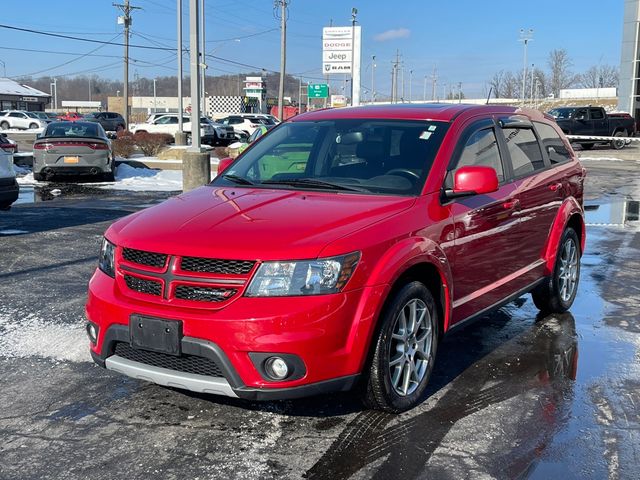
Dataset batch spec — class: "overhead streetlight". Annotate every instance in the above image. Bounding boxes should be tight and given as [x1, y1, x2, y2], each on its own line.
[518, 28, 534, 106]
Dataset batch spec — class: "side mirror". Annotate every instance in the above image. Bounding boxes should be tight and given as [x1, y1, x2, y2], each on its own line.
[446, 166, 499, 199]
[217, 157, 234, 175]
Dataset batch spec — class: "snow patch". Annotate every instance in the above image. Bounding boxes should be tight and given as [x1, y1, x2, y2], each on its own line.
[0, 309, 88, 363]
[0, 229, 28, 235]
[99, 163, 183, 191]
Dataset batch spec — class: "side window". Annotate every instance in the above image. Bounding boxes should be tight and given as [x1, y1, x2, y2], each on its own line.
[534, 122, 572, 165]
[502, 128, 545, 177]
[574, 108, 588, 120]
[456, 128, 504, 182]
[590, 108, 604, 120]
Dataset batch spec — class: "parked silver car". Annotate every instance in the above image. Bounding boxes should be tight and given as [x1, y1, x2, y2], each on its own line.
[33, 122, 116, 181]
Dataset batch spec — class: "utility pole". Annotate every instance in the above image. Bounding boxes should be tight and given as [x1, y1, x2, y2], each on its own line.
[350, 7, 357, 106]
[458, 82, 462, 103]
[431, 66, 437, 101]
[176, 0, 186, 145]
[114, 0, 140, 129]
[298, 76, 302, 113]
[89, 76, 92, 102]
[518, 28, 533, 106]
[153, 78, 157, 113]
[275, 0, 288, 121]
[391, 50, 400, 103]
[400, 66, 404, 101]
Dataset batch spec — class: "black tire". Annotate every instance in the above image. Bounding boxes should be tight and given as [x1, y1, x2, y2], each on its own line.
[0, 121, 9, 130]
[29, 123, 39, 129]
[580, 143, 594, 150]
[611, 131, 626, 150]
[33, 171, 45, 182]
[362, 281, 439, 413]
[532, 228, 581, 313]
[102, 171, 115, 182]
[0, 201, 12, 211]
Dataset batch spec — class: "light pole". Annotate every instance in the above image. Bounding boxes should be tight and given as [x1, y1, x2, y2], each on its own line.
[350, 7, 357, 106]
[176, 0, 186, 144]
[408, 69, 413, 103]
[50, 78, 58, 110]
[153, 78, 157, 113]
[371, 55, 376, 104]
[519, 28, 533, 106]
[199, 0, 207, 117]
[530, 63, 535, 106]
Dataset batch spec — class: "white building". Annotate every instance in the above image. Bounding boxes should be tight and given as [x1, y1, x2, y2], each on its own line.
[618, 0, 640, 116]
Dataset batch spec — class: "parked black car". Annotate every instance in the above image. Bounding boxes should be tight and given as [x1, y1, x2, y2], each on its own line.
[82, 112, 126, 132]
[548, 106, 636, 150]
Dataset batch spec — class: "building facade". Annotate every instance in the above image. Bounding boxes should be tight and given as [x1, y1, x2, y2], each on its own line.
[0, 78, 50, 111]
[619, 0, 640, 116]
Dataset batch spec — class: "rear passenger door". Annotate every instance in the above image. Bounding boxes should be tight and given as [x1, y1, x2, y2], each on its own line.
[498, 118, 561, 282]
[446, 118, 524, 323]
[589, 108, 607, 136]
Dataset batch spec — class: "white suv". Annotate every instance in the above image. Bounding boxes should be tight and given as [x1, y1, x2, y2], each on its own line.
[130, 114, 235, 145]
[0, 111, 48, 130]
[0, 136, 18, 210]
[219, 115, 276, 138]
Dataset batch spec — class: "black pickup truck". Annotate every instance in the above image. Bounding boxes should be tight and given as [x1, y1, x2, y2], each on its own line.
[547, 106, 635, 150]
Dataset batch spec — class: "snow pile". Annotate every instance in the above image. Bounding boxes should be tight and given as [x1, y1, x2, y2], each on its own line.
[0, 127, 44, 133]
[100, 163, 183, 191]
[16, 171, 38, 185]
[229, 141, 244, 149]
[0, 308, 88, 363]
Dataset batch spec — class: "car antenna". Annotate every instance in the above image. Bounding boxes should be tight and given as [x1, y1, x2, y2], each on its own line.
[485, 87, 493, 105]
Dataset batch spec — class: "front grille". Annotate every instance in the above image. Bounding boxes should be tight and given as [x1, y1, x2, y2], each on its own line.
[122, 248, 167, 269]
[124, 274, 162, 296]
[175, 285, 237, 302]
[114, 342, 223, 377]
[180, 257, 255, 275]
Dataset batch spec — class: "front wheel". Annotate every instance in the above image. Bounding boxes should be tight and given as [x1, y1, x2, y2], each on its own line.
[363, 281, 438, 413]
[532, 228, 580, 313]
[0, 121, 9, 130]
[29, 123, 39, 129]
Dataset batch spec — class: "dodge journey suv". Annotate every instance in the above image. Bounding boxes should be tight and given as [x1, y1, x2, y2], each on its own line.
[86, 104, 585, 412]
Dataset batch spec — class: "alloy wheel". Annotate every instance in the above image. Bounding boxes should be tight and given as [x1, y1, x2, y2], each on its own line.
[558, 238, 579, 302]
[388, 298, 434, 396]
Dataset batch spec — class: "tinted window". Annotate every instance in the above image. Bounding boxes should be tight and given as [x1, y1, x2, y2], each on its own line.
[44, 122, 101, 137]
[534, 122, 572, 165]
[215, 119, 448, 196]
[455, 128, 504, 182]
[590, 108, 604, 120]
[9, 112, 24, 118]
[502, 128, 545, 176]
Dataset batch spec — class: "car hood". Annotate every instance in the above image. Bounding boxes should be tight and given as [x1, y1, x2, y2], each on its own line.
[107, 186, 415, 260]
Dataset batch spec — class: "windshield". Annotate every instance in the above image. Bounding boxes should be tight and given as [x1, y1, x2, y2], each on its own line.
[44, 122, 102, 138]
[548, 108, 574, 119]
[212, 119, 449, 196]
[26, 112, 39, 118]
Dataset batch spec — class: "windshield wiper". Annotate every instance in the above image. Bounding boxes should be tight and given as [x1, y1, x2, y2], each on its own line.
[222, 174, 254, 185]
[261, 178, 367, 192]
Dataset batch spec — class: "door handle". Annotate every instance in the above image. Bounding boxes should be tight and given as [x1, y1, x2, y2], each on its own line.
[503, 199, 520, 210]
[549, 182, 563, 192]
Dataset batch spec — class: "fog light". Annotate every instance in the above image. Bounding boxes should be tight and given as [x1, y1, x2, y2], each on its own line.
[86, 322, 98, 344]
[264, 356, 289, 380]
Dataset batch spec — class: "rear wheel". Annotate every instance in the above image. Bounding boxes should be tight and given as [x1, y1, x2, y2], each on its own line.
[363, 281, 438, 412]
[580, 143, 594, 150]
[0, 121, 9, 130]
[611, 131, 626, 150]
[33, 171, 45, 182]
[29, 123, 39, 129]
[532, 228, 580, 313]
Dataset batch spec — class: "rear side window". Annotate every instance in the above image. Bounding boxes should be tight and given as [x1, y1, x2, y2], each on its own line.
[502, 128, 545, 177]
[534, 122, 572, 165]
[455, 128, 504, 182]
[590, 108, 604, 120]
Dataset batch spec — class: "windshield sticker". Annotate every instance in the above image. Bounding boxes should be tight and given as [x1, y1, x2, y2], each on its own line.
[428, 125, 437, 132]
[419, 131, 433, 140]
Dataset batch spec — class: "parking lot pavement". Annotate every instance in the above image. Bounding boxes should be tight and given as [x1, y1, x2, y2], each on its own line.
[1, 160, 639, 480]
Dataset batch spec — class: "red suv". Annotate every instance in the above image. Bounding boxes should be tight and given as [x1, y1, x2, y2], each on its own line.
[86, 104, 585, 412]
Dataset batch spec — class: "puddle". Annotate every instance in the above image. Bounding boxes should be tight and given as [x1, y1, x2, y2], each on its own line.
[584, 199, 639, 227]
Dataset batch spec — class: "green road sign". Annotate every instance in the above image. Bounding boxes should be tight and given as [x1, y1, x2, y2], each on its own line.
[308, 84, 329, 98]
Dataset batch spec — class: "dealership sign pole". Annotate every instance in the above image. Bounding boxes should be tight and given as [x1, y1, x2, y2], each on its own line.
[323, 25, 361, 106]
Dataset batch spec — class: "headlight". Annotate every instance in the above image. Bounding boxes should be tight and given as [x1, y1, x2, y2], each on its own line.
[246, 252, 360, 297]
[98, 238, 116, 278]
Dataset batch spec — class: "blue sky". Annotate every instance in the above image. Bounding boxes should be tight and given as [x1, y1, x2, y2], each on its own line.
[0, 0, 624, 98]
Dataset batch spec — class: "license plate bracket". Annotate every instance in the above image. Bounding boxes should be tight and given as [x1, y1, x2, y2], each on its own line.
[129, 315, 182, 356]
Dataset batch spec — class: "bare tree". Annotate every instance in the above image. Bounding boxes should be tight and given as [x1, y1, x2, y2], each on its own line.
[578, 65, 619, 88]
[502, 71, 519, 99]
[547, 49, 577, 97]
[489, 70, 506, 98]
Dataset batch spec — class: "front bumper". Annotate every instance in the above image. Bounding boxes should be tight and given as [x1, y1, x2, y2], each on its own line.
[86, 269, 385, 400]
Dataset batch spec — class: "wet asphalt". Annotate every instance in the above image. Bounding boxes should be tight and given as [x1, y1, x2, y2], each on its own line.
[1, 150, 639, 480]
